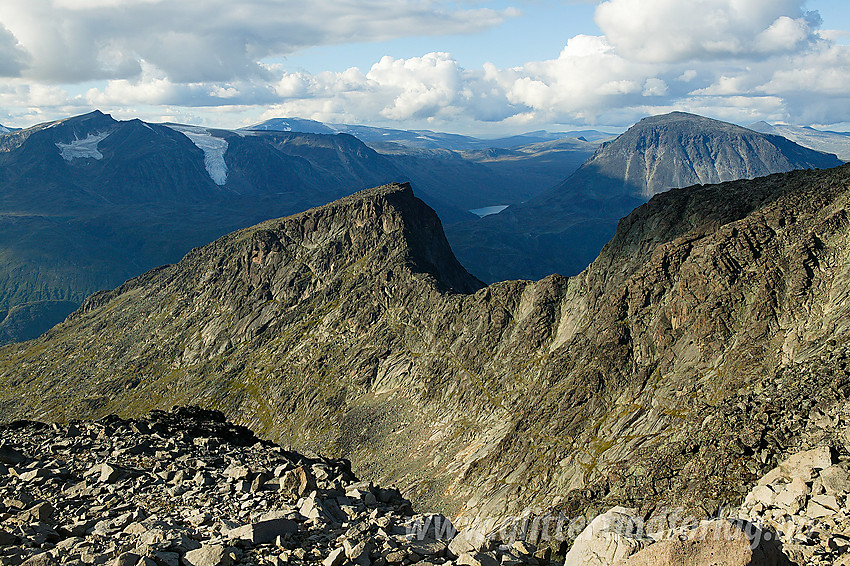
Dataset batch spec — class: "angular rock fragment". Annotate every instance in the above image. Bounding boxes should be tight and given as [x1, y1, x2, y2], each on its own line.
[182, 544, 237, 566]
[623, 519, 788, 566]
[0, 445, 25, 465]
[457, 552, 499, 566]
[280, 466, 310, 499]
[17, 501, 54, 523]
[227, 517, 298, 545]
[323, 547, 346, 566]
[564, 507, 652, 566]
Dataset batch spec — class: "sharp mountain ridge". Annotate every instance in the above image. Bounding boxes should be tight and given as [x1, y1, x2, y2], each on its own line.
[3, 165, 850, 533]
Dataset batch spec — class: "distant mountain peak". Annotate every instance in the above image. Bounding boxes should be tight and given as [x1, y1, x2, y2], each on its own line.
[245, 117, 337, 135]
[748, 120, 775, 132]
[568, 111, 842, 200]
[56, 109, 116, 127]
[447, 111, 844, 284]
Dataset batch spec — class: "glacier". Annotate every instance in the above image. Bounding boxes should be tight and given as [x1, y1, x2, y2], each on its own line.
[55, 132, 112, 161]
[167, 125, 228, 186]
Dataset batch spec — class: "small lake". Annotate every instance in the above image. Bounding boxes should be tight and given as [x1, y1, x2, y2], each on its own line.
[469, 205, 509, 218]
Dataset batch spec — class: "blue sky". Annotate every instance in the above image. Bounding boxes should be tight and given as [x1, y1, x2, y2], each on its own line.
[279, 1, 601, 74]
[1, 0, 849, 135]
[286, 1, 850, 72]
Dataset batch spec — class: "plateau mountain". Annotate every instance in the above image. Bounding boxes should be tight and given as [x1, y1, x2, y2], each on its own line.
[749, 121, 850, 162]
[247, 118, 601, 211]
[246, 118, 614, 151]
[447, 111, 843, 283]
[3, 164, 850, 535]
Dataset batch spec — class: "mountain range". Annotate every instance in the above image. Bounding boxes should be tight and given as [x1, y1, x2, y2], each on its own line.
[2, 163, 850, 531]
[447, 112, 843, 283]
[246, 118, 601, 211]
[0, 111, 602, 343]
[0, 109, 842, 348]
[0, 110, 413, 337]
[246, 117, 615, 151]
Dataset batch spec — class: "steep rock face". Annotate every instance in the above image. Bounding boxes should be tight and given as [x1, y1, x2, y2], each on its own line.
[3, 169, 850, 533]
[447, 112, 843, 283]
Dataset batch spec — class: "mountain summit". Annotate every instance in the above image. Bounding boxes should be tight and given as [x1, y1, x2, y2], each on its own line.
[448, 111, 843, 283]
[564, 111, 841, 200]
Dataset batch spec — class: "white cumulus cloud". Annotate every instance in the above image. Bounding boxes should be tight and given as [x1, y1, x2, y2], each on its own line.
[0, 0, 849, 132]
[595, 0, 821, 62]
[0, 0, 515, 83]
[0, 24, 29, 76]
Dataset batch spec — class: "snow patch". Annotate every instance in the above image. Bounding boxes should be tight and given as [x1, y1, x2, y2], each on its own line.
[470, 205, 509, 217]
[168, 125, 228, 185]
[0, 125, 10, 134]
[55, 132, 111, 161]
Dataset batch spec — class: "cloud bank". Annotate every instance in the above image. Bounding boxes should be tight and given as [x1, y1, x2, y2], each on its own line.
[0, 0, 848, 131]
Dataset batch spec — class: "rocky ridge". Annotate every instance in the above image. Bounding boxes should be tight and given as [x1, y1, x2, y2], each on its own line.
[4, 164, 850, 548]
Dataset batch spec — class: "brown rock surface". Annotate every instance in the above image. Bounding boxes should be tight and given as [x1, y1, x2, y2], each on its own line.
[623, 520, 790, 566]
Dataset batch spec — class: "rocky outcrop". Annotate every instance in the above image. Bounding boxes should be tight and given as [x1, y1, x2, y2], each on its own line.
[3, 164, 850, 541]
[557, 445, 850, 565]
[563, 507, 650, 566]
[565, 513, 792, 566]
